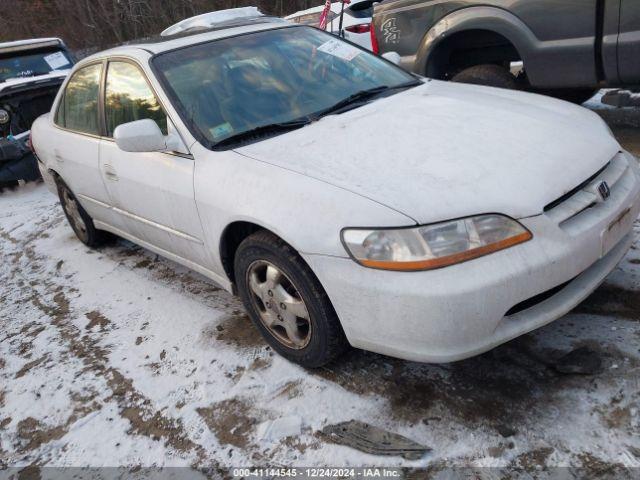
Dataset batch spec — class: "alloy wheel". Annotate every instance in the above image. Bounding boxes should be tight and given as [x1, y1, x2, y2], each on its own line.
[246, 260, 312, 349]
[62, 188, 88, 243]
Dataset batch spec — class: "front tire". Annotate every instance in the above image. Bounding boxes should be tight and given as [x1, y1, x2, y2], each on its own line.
[56, 179, 108, 248]
[451, 64, 518, 90]
[234, 231, 349, 368]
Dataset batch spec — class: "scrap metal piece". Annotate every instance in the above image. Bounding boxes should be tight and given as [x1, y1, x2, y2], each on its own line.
[601, 89, 640, 108]
[321, 420, 430, 460]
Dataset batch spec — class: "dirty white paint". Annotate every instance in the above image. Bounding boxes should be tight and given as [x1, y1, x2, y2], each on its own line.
[31, 26, 640, 364]
[240, 81, 622, 223]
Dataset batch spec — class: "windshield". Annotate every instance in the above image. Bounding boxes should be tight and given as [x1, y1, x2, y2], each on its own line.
[0, 47, 73, 83]
[153, 26, 417, 147]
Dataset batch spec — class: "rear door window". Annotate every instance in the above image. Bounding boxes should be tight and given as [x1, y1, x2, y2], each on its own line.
[56, 63, 102, 135]
[104, 61, 167, 137]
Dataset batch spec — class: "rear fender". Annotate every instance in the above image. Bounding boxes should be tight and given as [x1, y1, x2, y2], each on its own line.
[415, 7, 536, 78]
[416, 6, 598, 87]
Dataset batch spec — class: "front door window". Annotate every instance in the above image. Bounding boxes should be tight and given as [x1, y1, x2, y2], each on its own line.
[104, 61, 167, 137]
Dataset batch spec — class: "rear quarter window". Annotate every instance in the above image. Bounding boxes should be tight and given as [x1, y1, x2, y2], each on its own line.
[55, 63, 102, 135]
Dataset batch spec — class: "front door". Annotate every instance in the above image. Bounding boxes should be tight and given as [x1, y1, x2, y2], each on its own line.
[99, 60, 210, 268]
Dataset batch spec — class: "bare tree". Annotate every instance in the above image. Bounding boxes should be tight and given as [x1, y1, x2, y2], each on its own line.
[0, 0, 321, 52]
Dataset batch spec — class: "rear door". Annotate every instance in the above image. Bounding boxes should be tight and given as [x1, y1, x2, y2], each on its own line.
[618, 0, 640, 83]
[51, 62, 118, 225]
[98, 59, 210, 267]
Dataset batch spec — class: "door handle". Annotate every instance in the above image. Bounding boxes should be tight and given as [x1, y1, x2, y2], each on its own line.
[103, 165, 119, 182]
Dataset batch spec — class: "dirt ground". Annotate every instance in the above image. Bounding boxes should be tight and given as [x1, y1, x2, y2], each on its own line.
[1, 101, 639, 475]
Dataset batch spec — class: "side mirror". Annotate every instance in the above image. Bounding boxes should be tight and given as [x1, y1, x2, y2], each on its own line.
[382, 51, 402, 66]
[114, 119, 168, 153]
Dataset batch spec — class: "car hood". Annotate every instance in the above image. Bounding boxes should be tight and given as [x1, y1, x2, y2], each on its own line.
[236, 80, 620, 224]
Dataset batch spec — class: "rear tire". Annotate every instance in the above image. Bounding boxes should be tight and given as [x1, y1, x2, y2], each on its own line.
[56, 178, 109, 248]
[451, 64, 518, 90]
[234, 230, 349, 368]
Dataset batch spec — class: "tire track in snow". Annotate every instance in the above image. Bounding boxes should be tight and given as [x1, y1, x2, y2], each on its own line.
[0, 215, 218, 469]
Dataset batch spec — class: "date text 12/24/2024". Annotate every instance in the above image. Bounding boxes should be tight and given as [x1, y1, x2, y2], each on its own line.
[232, 468, 402, 478]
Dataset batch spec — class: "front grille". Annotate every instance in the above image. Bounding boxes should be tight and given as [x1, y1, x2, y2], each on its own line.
[544, 162, 609, 212]
[544, 153, 630, 228]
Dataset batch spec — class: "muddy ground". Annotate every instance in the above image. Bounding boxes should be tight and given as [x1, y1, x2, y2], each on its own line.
[0, 102, 639, 475]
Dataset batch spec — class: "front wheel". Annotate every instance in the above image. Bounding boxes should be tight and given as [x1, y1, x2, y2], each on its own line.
[234, 231, 349, 368]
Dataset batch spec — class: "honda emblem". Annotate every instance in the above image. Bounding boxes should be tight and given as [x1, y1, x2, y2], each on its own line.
[597, 181, 611, 201]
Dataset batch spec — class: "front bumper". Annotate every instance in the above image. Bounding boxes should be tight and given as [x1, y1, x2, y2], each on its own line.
[303, 152, 640, 363]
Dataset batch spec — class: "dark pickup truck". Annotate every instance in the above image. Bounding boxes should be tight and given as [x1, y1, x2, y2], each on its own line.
[372, 0, 640, 103]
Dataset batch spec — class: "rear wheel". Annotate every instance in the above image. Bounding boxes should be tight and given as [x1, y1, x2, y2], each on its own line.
[451, 64, 518, 90]
[234, 230, 349, 368]
[56, 179, 108, 247]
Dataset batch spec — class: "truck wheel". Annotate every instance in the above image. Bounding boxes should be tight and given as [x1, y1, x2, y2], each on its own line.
[452, 64, 518, 90]
[234, 230, 349, 368]
[57, 179, 109, 248]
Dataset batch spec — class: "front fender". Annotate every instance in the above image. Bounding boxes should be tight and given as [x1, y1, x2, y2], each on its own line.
[192, 145, 416, 282]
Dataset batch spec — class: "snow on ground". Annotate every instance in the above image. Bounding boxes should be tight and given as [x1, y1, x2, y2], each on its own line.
[584, 90, 617, 111]
[1, 185, 639, 473]
[1, 113, 640, 473]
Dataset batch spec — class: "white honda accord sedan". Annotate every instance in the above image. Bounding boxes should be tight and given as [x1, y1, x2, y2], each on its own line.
[32, 12, 640, 368]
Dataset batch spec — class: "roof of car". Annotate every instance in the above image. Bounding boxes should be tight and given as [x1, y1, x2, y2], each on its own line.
[0, 38, 64, 53]
[79, 18, 293, 64]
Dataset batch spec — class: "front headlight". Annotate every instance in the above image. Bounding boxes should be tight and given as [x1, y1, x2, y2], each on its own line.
[341, 214, 532, 271]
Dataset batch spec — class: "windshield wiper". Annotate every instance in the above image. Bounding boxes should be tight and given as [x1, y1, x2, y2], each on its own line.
[314, 80, 422, 118]
[213, 118, 312, 149]
[211, 80, 421, 149]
